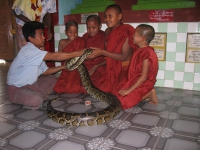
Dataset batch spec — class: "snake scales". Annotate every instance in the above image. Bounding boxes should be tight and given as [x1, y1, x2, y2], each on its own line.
[47, 49, 121, 126]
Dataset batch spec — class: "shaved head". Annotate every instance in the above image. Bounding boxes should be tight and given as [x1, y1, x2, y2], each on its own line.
[137, 24, 155, 44]
[105, 4, 122, 14]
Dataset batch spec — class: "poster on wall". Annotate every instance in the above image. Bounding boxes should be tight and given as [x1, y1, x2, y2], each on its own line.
[149, 33, 167, 61]
[149, 10, 173, 22]
[186, 33, 200, 63]
[81, 13, 98, 23]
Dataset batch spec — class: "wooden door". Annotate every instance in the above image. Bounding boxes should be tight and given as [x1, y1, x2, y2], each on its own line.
[0, 0, 15, 60]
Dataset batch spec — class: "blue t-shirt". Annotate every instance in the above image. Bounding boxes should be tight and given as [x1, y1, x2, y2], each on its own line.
[7, 42, 48, 87]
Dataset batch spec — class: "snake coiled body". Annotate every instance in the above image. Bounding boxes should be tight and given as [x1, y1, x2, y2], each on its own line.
[47, 49, 121, 126]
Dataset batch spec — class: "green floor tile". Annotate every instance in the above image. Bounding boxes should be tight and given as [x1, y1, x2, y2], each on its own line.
[176, 42, 186, 52]
[173, 81, 184, 89]
[167, 33, 177, 42]
[158, 23, 167, 32]
[183, 72, 194, 82]
[175, 62, 185, 72]
[166, 52, 176, 61]
[165, 70, 174, 80]
[177, 23, 188, 33]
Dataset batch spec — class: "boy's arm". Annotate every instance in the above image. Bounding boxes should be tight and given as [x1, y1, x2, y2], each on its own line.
[119, 59, 149, 96]
[89, 38, 132, 61]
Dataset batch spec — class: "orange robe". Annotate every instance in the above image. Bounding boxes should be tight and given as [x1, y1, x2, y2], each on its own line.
[82, 30, 105, 81]
[115, 46, 158, 110]
[53, 37, 85, 94]
[92, 23, 135, 93]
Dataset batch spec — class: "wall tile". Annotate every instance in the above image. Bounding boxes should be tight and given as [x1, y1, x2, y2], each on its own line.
[166, 52, 176, 61]
[167, 23, 177, 32]
[184, 63, 195, 73]
[54, 26, 60, 33]
[173, 81, 184, 89]
[158, 23, 167, 32]
[176, 42, 186, 53]
[157, 70, 165, 79]
[79, 24, 86, 33]
[54, 33, 61, 41]
[175, 62, 185, 72]
[155, 79, 165, 87]
[194, 73, 200, 83]
[187, 22, 199, 32]
[165, 62, 175, 71]
[59, 26, 65, 33]
[177, 23, 188, 33]
[175, 52, 185, 62]
[177, 33, 187, 42]
[167, 33, 177, 42]
[183, 82, 193, 90]
[193, 83, 200, 90]
[60, 33, 66, 39]
[165, 70, 174, 80]
[158, 61, 166, 70]
[194, 64, 200, 73]
[174, 71, 184, 81]
[183, 72, 194, 82]
[166, 43, 176, 52]
[164, 80, 174, 88]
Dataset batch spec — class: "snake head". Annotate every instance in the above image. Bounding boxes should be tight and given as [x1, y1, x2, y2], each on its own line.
[85, 48, 93, 56]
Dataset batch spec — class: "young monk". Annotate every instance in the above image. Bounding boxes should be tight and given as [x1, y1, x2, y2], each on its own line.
[53, 20, 86, 94]
[115, 24, 158, 110]
[7, 21, 85, 109]
[87, 4, 136, 93]
[82, 15, 106, 78]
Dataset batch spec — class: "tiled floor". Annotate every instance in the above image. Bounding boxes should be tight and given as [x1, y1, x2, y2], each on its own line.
[0, 61, 200, 150]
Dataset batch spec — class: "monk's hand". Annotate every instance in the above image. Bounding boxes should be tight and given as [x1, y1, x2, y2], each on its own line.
[87, 47, 103, 59]
[119, 89, 130, 96]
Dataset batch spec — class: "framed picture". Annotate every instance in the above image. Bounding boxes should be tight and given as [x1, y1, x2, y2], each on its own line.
[149, 33, 167, 61]
[186, 33, 200, 63]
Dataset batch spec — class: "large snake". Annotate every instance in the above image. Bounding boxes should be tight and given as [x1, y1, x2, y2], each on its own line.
[47, 49, 121, 126]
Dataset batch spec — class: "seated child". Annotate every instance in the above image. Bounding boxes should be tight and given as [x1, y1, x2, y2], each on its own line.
[115, 24, 158, 110]
[82, 15, 106, 84]
[53, 20, 86, 94]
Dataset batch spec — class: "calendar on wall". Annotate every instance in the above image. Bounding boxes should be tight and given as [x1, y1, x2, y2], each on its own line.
[186, 33, 200, 63]
[149, 33, 167, 61]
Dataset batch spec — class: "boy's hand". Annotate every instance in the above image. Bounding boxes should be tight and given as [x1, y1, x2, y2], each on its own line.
[119, 89, 130, 96]
[87, 47, 103, 59]
[89, 65, 98, 76]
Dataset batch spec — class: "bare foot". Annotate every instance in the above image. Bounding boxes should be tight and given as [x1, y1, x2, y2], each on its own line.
[149, 89, 158, 104]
